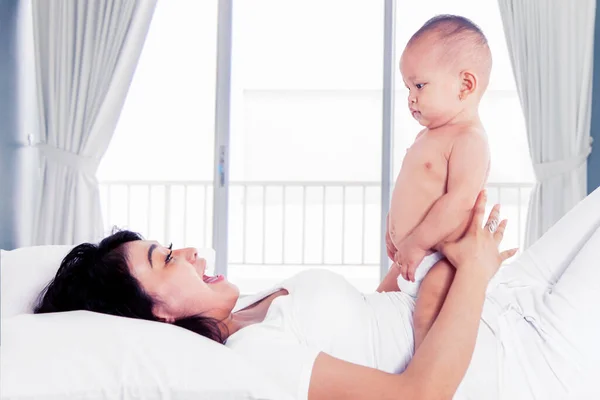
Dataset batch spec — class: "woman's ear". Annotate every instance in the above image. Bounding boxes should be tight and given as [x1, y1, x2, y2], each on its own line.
[153, 305, 176, 323]
[459, 70, 477, 100]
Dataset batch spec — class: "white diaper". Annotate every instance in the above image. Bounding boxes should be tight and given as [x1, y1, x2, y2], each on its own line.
[396, 251, 445, 298]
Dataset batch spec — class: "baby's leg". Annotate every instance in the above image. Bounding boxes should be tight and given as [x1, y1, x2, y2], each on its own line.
[413, 259, 455, 349]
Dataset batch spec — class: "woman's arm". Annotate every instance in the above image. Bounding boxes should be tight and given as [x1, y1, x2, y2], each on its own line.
[308, 269, 488, 400]
[376, 263, 401, 293]
[401, 267, 488, 398]
[413, 259, 455, 349]
[308, 191, 516, 400]
[413, 203, 510, 349]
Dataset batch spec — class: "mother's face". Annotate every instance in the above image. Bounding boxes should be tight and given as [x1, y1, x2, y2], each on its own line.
[125, 240, 239, 322]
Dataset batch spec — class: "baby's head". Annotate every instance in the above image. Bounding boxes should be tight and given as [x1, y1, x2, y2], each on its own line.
[400, 15, 492, 128]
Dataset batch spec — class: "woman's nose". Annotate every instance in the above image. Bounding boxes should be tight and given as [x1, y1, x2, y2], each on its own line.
[177, 247, 198, 263]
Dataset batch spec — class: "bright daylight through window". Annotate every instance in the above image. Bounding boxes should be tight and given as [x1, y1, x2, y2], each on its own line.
[97, 0, 533, 294]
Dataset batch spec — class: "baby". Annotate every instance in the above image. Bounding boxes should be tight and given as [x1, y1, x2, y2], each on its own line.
[385, 15, 492, 298]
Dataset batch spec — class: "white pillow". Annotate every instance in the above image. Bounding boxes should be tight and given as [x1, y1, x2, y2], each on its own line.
[0, 246, 287, 400]
[1, 311, 290, 400]
[0, 245, 216, 319]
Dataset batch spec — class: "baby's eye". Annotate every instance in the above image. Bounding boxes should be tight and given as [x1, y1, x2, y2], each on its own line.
[415, 83, 425, 89]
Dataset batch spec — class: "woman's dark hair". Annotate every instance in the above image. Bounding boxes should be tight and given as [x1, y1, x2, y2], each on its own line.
[34, 229, 226, 343]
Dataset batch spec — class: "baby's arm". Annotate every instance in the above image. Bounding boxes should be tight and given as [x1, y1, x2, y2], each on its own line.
[398, 132, 489, 281]
[376, 215, 402, 293]
[385, 213, 396, 261]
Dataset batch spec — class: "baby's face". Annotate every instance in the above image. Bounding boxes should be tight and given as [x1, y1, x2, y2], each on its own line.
[400, 42, 463, 129]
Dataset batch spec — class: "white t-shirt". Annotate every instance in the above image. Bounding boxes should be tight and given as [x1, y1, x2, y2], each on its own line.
[225, 269, 417, 399]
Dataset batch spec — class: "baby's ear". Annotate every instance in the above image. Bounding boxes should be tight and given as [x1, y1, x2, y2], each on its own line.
[459, 71, 477, 99]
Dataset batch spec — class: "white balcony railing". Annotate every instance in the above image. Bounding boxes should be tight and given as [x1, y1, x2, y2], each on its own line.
[99, 181, 533, 268]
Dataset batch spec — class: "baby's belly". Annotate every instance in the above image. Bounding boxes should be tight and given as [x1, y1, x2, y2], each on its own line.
[388, 180, 469, 247]
[389, 182, 441, 245]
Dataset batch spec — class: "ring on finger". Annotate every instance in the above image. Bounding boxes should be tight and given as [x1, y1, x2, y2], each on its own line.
[486, 219, 499, 233]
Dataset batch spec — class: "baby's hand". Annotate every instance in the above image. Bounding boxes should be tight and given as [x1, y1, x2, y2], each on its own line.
[386, 231, 397, 262]
[394, 238, 427, 282]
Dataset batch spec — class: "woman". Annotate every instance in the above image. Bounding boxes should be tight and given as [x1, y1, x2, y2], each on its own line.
[34, 190, 598, 399]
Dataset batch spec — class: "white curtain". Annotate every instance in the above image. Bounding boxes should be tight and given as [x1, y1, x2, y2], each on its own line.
[498, 1, 596, 248]
[32, 0, 157, 245]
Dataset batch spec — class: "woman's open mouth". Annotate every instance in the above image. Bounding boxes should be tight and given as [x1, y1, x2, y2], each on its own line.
[202, 274, 224, 284]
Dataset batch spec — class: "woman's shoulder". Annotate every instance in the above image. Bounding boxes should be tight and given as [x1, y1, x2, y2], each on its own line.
[233, 269, 362, 316]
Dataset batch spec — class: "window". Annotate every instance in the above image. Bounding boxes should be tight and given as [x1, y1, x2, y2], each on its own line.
[97, 0, 218, 248]
[227, 0, 384, 292]
[99, 1, 532, 293]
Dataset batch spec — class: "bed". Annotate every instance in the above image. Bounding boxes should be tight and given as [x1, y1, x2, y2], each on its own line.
[2, 188, 600, 400]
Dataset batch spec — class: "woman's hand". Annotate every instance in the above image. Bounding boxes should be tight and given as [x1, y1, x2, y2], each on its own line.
[440, 190, 517, 282]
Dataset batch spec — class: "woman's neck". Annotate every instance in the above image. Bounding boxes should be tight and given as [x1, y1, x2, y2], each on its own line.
[221, 289, 289, 339]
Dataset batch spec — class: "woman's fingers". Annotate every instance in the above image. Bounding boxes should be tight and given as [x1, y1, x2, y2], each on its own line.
[499, 248, 518, 263]
[493, 219, 507, 243]
[469, 190, 488, 234]
[485, 204, 501, 234]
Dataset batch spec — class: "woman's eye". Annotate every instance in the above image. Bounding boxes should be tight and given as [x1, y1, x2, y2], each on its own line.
[165, 243, 173, 264]
[416, 83, 425, 89]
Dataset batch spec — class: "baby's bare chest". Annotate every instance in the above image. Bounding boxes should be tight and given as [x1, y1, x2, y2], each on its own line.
[400, 137, 450, 180]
